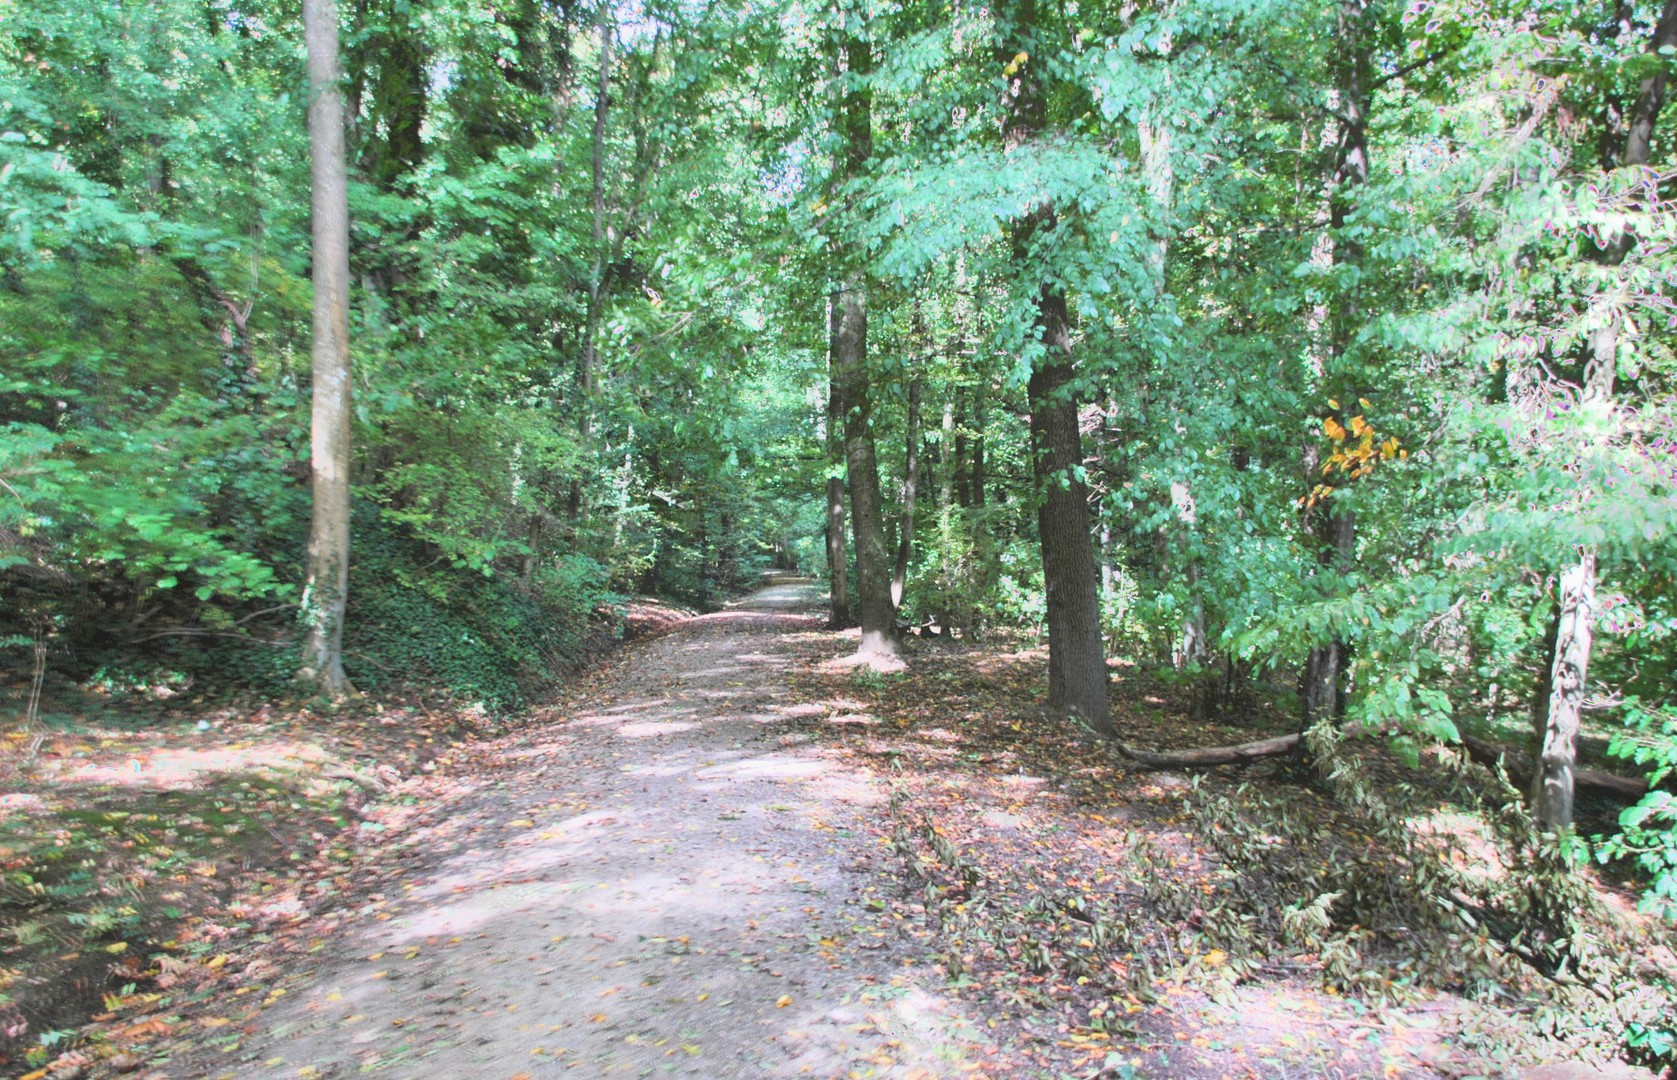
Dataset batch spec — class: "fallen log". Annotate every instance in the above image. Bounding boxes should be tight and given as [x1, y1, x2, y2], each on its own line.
[1116, 732, 1301, 768]
[1117, 729, 1651, 802]
[1458, 733, 1648, 802]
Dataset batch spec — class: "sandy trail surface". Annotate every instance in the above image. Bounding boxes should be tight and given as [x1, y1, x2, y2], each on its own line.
[201, 579, 985, 1078]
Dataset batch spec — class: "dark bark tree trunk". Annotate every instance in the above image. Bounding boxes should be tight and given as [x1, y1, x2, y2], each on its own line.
[1303, 0, 1371, 730]
[826, 6, 897, 665]
[833, 281, 896, 661]
[892, 376, 922, 611]
[368, 0, 427, 192]
[1584, 0, 1677, 400]
[300, 0, 354, 697]
[1000, 0, 1108, 729]
[1025, 290, 1111, 730]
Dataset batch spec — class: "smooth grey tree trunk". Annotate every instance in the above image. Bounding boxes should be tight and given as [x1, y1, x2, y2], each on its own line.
[300, 0, 354, 697]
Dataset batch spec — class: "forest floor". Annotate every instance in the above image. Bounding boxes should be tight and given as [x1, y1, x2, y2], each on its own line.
[6, 577, 1664, 1079]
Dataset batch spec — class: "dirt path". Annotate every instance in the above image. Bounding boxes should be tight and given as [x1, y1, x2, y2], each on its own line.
[195, 580, 989, 1078]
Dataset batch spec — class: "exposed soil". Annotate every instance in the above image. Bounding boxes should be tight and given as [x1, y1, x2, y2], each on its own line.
[155, 579, 1004, 1078]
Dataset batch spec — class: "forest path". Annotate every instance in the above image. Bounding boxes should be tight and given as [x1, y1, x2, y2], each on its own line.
[205, 578, 986, 1078]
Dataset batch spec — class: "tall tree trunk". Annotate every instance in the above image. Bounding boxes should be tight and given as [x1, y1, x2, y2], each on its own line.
[1303, 0, 1371, 730]
[833, 280, 895, 661]
[1001, 0, 1108, 730]
[1532, 0, 1677, 829]
[892, 376, 922, 611]
[300, 0, 354, 697]
[1026, 289, 1110, 730]
[828, 7, 897, 665]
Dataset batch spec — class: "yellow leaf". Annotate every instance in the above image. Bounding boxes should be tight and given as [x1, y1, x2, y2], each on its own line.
[1327, 398, 1340, 410]
[105, 941, 129, 954]
[1358, 396, 1371, 408]
[1322, 417, 1345, 441]
[775, 995, 793, 1008]
[207, 954, 231, 969]
[1204, 949, 1227, 968]
[1349, 415, 1370, 437]
[507, 820, 535, 828]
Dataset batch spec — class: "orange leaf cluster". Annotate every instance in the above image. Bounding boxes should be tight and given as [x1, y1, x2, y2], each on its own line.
[1303, 401, 1405, 509]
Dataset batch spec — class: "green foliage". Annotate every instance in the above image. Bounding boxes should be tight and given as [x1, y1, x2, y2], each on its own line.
[1598, 699, 1677, 920]
[343, 509, 612, 709]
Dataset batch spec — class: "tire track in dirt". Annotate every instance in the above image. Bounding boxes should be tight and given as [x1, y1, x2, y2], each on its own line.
[200, 580, 987, 1078]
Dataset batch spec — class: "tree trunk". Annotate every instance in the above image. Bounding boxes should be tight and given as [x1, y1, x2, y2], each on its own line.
[1001, 0, 1108, 730]
[953, 384, 970, 508]
[1533, 555, 1598, 830]
[825, 358, 853, 627]
[1303, 0, 1371, 730]
[1583, 0, 1677, 400]
[300, 0, 354, 697]
[1530, 0, 1677, 828]
[826, 7, 897, 666]
[939, 395, 955, 518]
[1026, 291, 1111, 731]
[833, 281, 896, 662]
[892, 376, 922, 611]
[579, 0, 611, 408]
[825, 473, 851, 627]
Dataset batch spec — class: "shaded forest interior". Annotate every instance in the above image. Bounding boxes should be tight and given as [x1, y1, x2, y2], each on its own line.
[2, 0, 1677, 1073]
